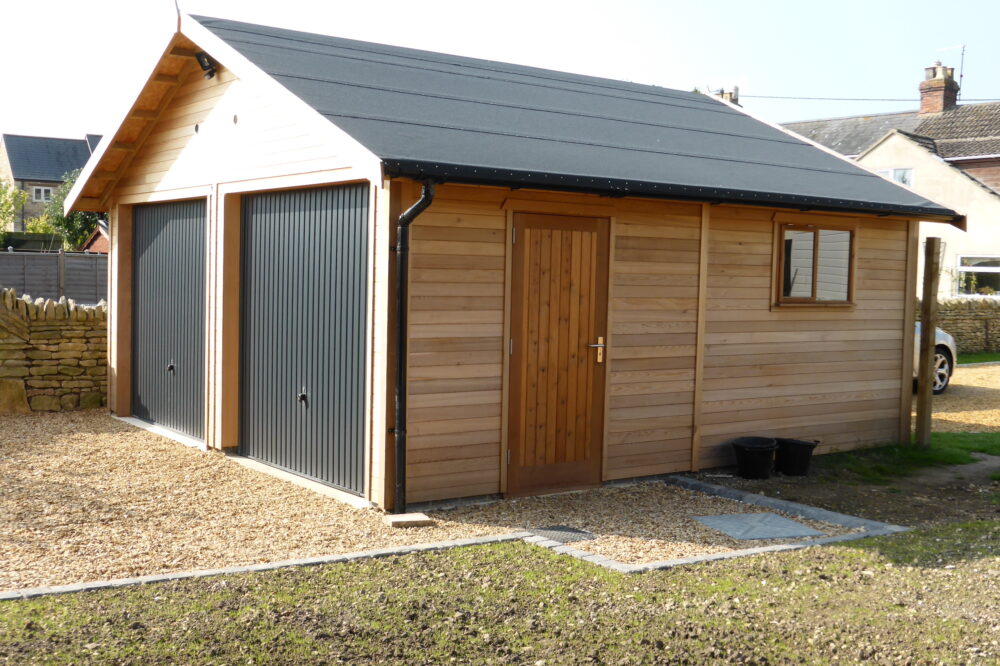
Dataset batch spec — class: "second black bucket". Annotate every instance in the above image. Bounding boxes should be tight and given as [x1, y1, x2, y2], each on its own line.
[776, 438, 819, 476]
[730, 437, 777, 479]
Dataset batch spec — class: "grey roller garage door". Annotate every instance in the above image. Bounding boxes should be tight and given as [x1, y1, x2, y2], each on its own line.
[132, 199, 207, 440]
[240, 184, 369, 496]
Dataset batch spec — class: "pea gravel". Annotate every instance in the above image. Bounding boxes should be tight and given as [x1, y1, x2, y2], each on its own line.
[2, 411, 853, 591]
[924, 366, 1000, 432]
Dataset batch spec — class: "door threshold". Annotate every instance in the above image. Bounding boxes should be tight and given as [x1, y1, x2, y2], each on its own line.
[114, 416, 207, 452]
[224, 453, 372, 510]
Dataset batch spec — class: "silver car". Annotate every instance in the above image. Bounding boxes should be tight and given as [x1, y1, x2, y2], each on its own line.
[914, 323, 957, 394]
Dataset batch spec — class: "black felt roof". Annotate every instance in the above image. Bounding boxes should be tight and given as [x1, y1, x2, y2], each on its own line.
[194, 16, 959, 220]
[2, 134, 98, 182]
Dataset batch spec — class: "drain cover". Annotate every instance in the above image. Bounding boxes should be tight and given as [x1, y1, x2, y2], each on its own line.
[531, 525, 596, 543]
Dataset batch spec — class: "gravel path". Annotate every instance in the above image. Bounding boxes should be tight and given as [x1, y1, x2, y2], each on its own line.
[2, 412, 853, 590]
[922, 365, 1000, 432]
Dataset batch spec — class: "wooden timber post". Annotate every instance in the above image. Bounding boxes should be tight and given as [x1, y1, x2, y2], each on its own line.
[915, 236, 942, 447]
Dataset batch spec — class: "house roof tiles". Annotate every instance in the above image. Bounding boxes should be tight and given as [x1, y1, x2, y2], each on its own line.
[784, 101, 1000, 161]
[1, 134, 99, 182]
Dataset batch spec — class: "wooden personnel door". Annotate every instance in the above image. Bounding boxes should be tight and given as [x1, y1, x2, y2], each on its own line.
[508, 213, 609, 496]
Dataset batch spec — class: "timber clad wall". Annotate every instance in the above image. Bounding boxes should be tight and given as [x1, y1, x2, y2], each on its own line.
[605, 203, 701, 479]
[700, 210, 906, 467]
[116, 65, 359, 200]
[402, 183, 911, 503]
[405, 188, 506, 503]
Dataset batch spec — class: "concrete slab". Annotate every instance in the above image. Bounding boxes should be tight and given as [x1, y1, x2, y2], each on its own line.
[382, 513, 435, 528]
[694, 512, 824, 540]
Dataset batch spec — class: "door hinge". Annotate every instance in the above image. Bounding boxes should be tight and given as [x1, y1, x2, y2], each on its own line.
[511, 227, 516, 244]
[507, 449, 511, 465]
[509, 338, 513, 355]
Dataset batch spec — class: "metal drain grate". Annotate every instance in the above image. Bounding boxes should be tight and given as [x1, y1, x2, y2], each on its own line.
[531, 525, 596, 544]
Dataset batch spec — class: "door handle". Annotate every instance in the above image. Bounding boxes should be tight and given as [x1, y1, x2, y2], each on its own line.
[297, 387, 308, 405]
[166, 361, 175, 374]
[587, 337, 605, 363]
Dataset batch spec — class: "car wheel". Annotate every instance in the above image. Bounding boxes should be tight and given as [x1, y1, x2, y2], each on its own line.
[932, 346, 953, 395]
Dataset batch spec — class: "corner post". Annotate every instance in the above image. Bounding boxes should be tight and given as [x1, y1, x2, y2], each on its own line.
[108, 203, 133, 416]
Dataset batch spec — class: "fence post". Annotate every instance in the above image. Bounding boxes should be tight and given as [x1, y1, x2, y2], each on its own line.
[915, 237, 942, 448]
[58, 250, 66, 300]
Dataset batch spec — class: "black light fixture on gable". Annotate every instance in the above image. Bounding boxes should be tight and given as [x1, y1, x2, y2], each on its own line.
[195, 51, 216, 79]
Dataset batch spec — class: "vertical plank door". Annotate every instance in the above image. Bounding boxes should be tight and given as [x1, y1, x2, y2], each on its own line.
[508, 213, 609, 495]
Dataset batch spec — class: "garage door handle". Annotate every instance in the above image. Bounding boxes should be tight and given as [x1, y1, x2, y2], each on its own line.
[166, 362, 175, 374]
[297, 389, 308, 405]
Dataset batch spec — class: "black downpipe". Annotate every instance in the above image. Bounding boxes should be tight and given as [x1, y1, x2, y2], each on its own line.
[394, 181, 435, 513]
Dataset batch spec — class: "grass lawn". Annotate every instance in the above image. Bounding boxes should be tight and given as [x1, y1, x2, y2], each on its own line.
[1, 521, 997, 664]
[813, 432, 1000, 484]
[958, 351, 1000, 364]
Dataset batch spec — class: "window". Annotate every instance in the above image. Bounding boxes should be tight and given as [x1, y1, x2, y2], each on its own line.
[874, 168, 913, 187]
[777, 225, 854, 304]
[957, 256, 1000, 297]
[32, 187, 52, 203]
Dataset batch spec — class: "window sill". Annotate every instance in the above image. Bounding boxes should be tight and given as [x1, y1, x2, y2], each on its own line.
[771, 301, 856, 311]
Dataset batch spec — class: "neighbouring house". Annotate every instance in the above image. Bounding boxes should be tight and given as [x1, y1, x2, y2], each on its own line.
[0, 134, 101, 231]
[80, 223, 109, 253]
[67, 15, 962, 511]
[785, 62, 1000, 299]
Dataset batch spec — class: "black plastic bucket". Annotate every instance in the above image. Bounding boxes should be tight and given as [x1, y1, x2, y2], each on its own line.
[730, 437, 777, 479]
[775, 438, 819, 476]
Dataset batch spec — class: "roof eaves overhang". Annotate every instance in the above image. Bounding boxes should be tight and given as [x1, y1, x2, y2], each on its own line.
[383, 158, 967, 229]
[64, 30, 189, 215]
[67, 14, 381, 214]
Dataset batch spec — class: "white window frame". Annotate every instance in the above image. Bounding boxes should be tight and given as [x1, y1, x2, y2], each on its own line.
[874, 168, 914, 187]
[956, 254, 1000, 298]
[32, 186, 53, 203]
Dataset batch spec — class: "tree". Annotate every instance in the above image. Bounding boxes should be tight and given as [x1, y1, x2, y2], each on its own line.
[43, 169, 102, 249]
[0, 179, 28, 230]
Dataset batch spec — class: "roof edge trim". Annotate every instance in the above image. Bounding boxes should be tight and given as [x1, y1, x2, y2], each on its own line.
[384, 159, 966, 227]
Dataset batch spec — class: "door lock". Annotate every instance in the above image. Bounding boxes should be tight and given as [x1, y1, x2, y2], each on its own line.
[166, 361, 176, 374]
[297, 387, 308, 405]
[587, 337, 606, 364]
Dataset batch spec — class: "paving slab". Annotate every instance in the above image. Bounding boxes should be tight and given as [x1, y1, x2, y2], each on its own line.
[694, 512, 824, 540]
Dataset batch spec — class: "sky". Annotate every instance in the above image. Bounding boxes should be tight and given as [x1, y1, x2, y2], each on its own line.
[3, 0, 1000, 140]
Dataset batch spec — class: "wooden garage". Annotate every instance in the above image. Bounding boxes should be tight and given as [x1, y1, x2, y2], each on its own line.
[67, 15, 964, 511]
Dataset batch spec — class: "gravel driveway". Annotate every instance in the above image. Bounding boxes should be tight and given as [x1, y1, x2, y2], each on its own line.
[922, 364, 1000, 432]
[1, 412, 855, 590]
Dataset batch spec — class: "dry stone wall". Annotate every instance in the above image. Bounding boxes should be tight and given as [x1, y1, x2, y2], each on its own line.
[934, 299, 1000, 354]
[0, 287, 107, 413]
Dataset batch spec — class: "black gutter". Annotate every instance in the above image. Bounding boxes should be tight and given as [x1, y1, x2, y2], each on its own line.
[393, 180, 435, 514]
[383, 159, 965, 226]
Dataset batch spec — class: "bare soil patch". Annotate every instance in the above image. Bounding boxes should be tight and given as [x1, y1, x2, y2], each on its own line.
[691, 451, 1000, 529]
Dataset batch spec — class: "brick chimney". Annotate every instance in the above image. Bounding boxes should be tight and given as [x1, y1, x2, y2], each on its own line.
[919, 61, 959, 114]
[715, 86, 740, 106]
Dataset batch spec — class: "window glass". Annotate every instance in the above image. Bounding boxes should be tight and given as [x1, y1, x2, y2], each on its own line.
[893, 168, 913, 187]
[958, 255, 1000, 296]
[816, 229, 851, 301]
[779, 226, 854, 304]
[782, 230, 814, 298]
[961, 256, 1000, 268]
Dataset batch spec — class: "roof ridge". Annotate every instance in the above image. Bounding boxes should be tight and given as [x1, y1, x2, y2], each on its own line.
[783, 109, 919, 125]
[193, 16, 734, 113]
